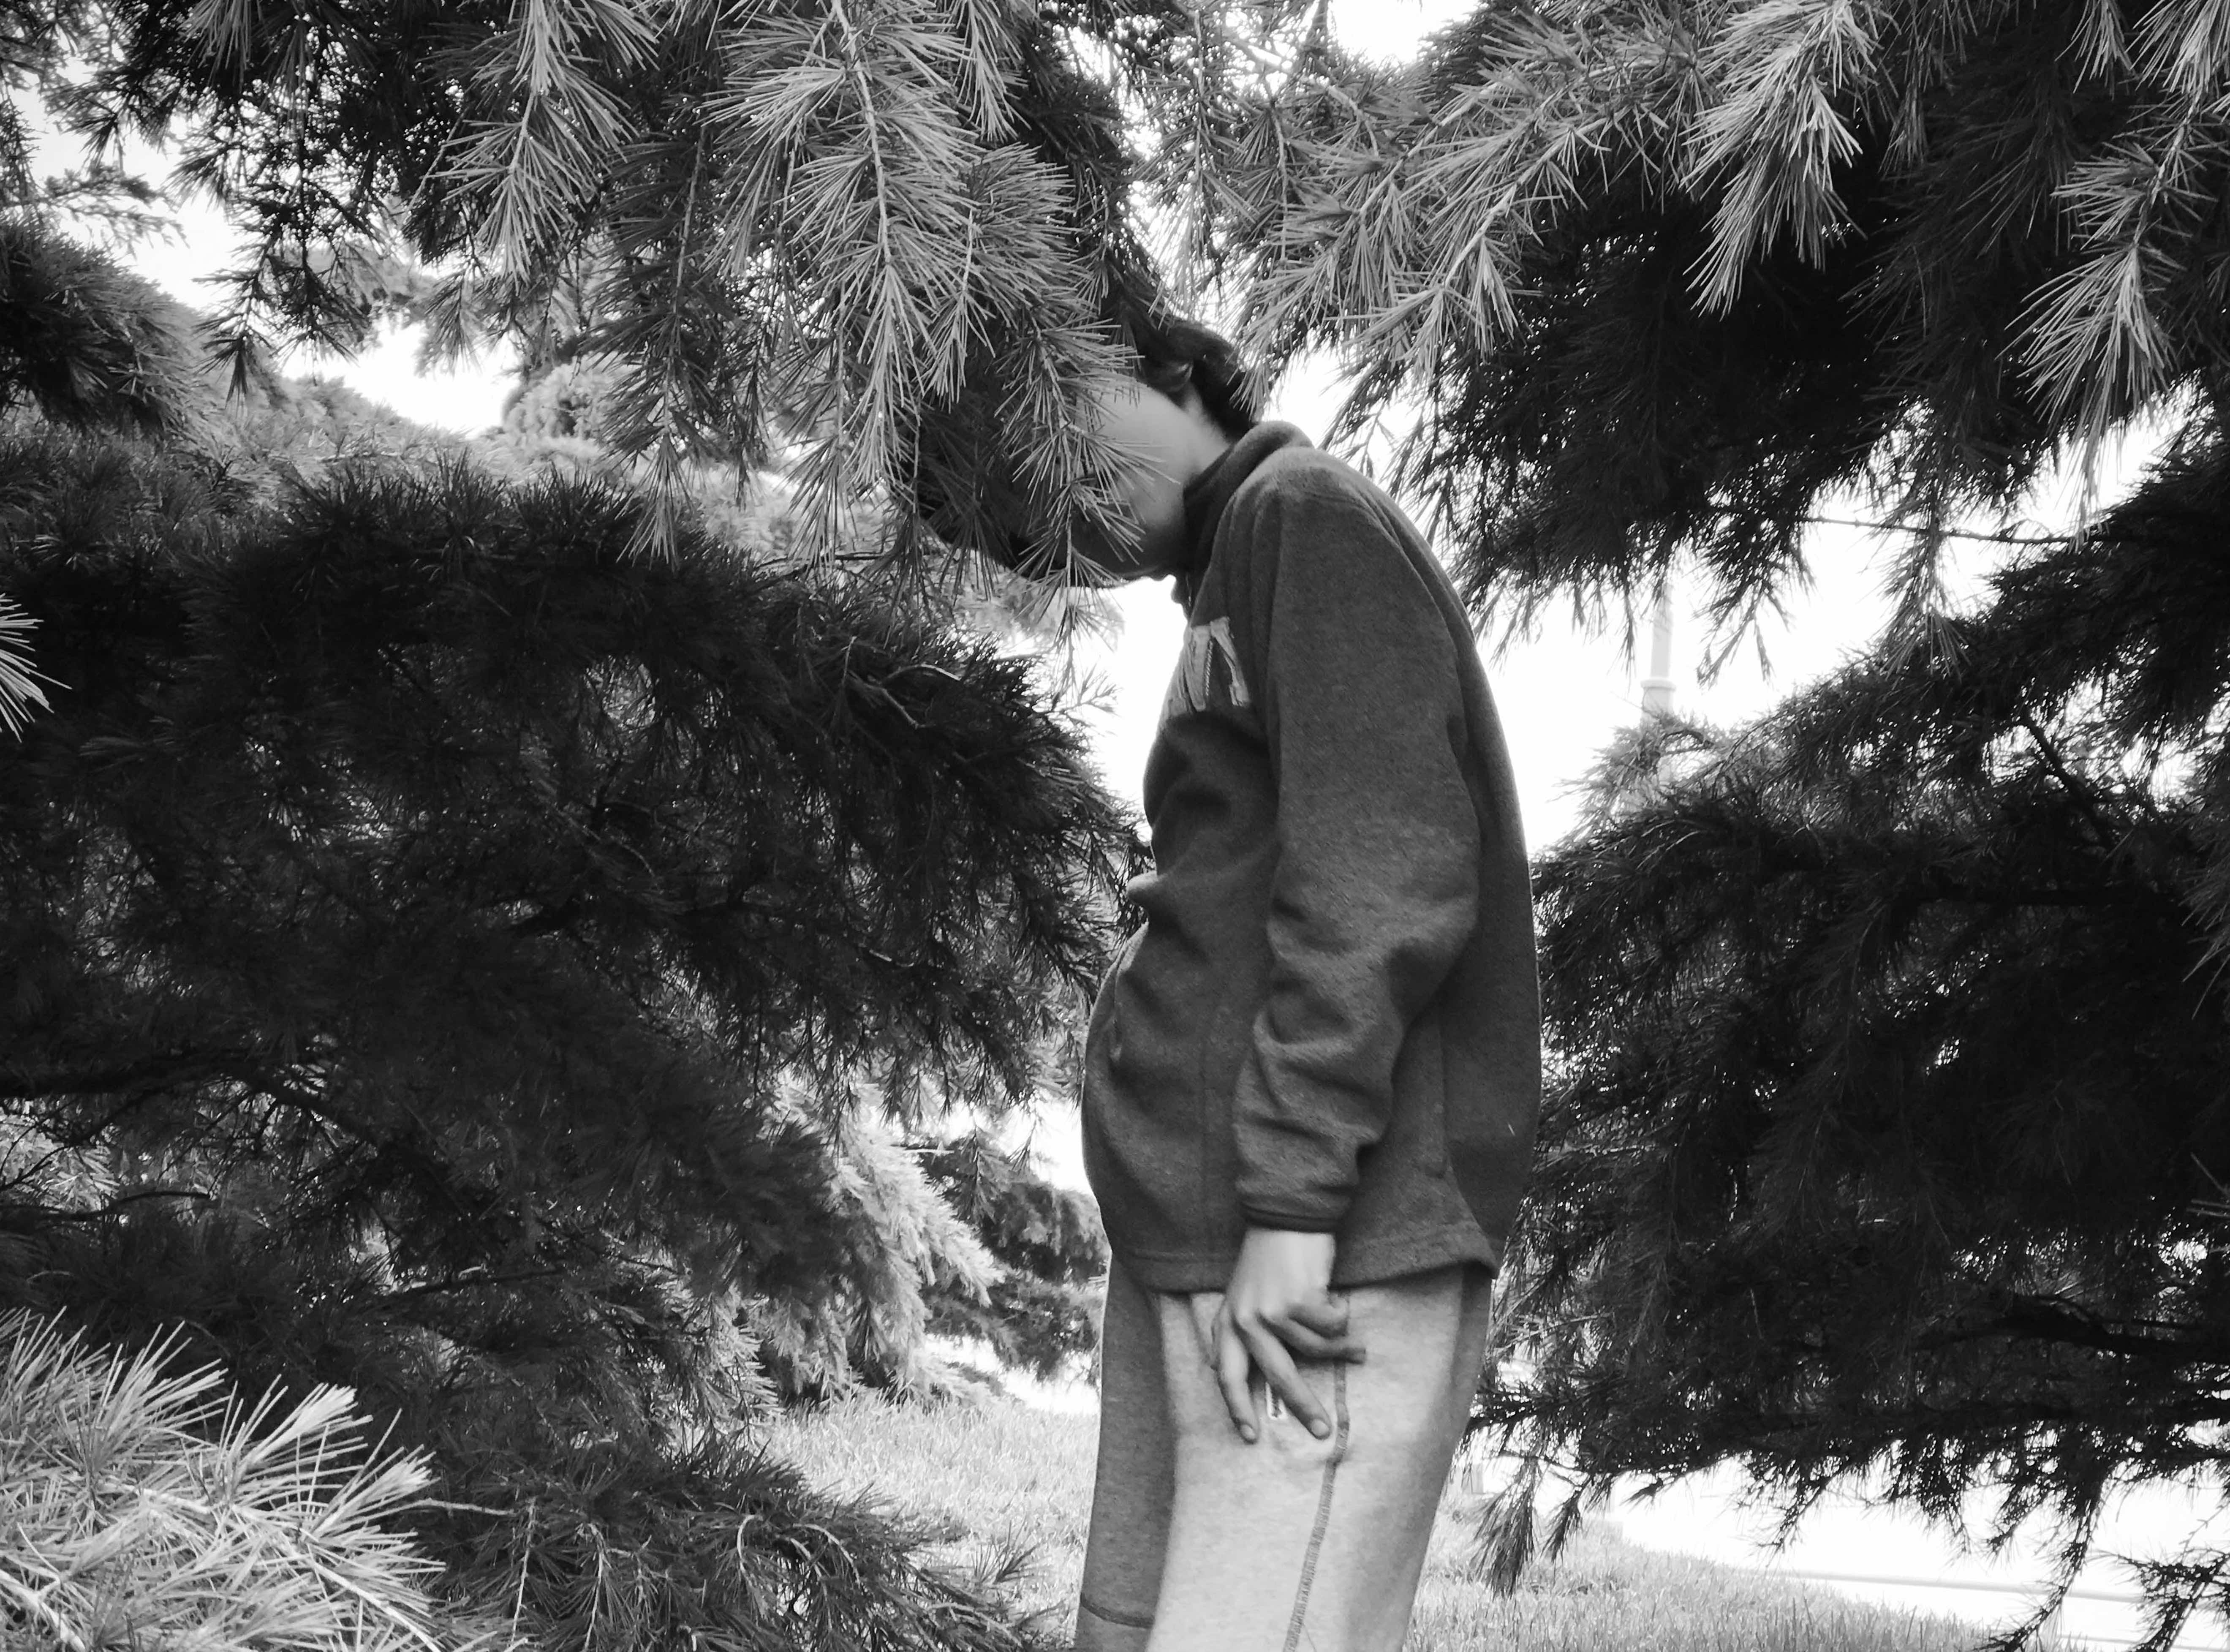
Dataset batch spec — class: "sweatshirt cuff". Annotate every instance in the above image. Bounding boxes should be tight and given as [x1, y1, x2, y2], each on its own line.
[1237, 1201, 1346, 1234]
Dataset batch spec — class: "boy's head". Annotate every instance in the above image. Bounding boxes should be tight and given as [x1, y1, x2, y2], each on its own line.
[910, 308, 1262, 581]
[1120, 308, 1261, 446]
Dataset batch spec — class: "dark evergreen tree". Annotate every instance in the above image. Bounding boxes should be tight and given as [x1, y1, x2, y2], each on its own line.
[1483, 444, 2230, 1649]
[0, 212, 1129, 1647]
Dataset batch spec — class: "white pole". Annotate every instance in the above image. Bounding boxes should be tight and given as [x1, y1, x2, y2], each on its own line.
[1641, 589, 1675, 717]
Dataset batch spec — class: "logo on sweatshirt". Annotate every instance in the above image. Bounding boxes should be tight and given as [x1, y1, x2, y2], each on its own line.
[1161, 615, 1253, 723]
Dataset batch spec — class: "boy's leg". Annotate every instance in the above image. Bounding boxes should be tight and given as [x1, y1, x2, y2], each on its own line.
[1076, 1258, 1176, 1652]
[1145, 1265, 1494, 1652]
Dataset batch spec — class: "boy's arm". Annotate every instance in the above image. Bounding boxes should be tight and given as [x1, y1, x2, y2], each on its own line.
[1229, 471, 1483, 1232]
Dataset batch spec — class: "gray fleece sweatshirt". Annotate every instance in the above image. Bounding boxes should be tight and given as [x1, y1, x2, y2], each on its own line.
[1080, 422, 1542, 1293]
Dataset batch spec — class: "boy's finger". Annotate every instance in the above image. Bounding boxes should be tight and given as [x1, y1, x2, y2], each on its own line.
[1215, 1312, 1259, 1442]
[1264, 1314, 1363, 1363]
[1186, 1291, 1223, 1367]
[1286, 1296, 1352, 1341]
[1240, 1323, 1333, 1441]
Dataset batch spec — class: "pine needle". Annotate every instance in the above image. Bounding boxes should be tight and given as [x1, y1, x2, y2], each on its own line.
[0, 595, 52, 738]
[0, 1313, 460, 1652]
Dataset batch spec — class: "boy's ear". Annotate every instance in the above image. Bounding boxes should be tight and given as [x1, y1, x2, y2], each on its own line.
[1169, 377, 1213, 422]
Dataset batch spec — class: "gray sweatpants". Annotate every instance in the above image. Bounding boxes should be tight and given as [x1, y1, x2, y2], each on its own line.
[1075, 1259, 1495, 1652]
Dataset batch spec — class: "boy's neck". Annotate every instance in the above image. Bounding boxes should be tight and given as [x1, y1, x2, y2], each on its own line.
[1172, 423, 1313, 606]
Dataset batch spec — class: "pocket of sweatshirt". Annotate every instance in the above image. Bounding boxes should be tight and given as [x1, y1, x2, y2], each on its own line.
[1106, 927, 1144, 990]
[1096, 928, 1145, 1070]
[1387, 1012, 1452, 1180]
[1192, 973, 1250, 1244]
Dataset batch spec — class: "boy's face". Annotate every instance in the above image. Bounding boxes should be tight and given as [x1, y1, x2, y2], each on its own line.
[1070, 378, 1234, 582]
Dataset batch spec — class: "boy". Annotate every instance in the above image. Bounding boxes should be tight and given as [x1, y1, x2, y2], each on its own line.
[943, 313, 1541, 1652]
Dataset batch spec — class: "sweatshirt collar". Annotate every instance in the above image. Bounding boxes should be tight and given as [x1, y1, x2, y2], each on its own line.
[1175, 421, 1312, 606]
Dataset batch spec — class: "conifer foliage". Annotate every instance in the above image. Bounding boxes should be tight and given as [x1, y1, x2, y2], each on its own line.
[1, 431, 1120, 1293]
[1203, 0, 2230, 631]
[922, 1130, 1108, 1379]
[12, 0, 1162, 563]
[0, 219, 1127, 1647]
[1, 1314, 465, 1652]
[1482, 438, 2230, 1644]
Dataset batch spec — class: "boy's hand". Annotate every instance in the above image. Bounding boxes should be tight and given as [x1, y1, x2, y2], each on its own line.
[1188, 1227, 1362, 1444]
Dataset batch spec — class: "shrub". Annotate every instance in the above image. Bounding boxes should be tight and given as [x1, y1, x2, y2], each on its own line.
[0, 414, 1119, 1651]
[0, 1310, 474, 1652]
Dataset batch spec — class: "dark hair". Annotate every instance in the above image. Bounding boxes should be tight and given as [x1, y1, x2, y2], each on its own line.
[1115, 304, 1262, 440]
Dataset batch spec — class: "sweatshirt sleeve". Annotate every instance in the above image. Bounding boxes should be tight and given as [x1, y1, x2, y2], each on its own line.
[1229, 468, 1483, 1232]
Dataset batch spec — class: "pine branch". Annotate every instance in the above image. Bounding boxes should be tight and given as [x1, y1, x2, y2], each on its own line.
[1796, 513, 2070, 547]
[1685, 0, 1882, 311]
[0, 593, 49, 735]
[10, 1186, 218, 1219]
[1922, 1294, 2230, 1369]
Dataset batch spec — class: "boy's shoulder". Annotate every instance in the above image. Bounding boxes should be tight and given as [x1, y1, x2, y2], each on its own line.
[1232, 441, 1390, 513]
[1207, 434, 1471, 646]
[1223, 441, 1411, 555]
[1219, 439, 1420, 580]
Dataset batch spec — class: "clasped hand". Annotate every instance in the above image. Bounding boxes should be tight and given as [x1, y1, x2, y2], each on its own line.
[1187, 1226, 1364, 1444]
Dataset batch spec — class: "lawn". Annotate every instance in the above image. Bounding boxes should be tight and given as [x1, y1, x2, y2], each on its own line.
[761, 1396, 1983, 1650]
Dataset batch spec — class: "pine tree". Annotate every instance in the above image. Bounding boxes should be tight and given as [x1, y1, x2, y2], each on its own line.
[1485, 454, 2230, 1646]
[0, 214, 1130, 1647]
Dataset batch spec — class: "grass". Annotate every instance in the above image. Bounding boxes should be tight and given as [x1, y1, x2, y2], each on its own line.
[1407, 1522, 1981, 1652]
[763, 1396, 1983, 1651]
[759, 1396, 1095, 1638]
